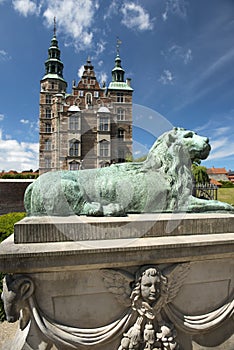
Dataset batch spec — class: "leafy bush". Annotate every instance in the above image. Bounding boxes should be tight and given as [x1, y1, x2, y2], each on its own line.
[0, 212, 26, 322]
[1, 173, 38, 179]
[219, 181, 234, 188]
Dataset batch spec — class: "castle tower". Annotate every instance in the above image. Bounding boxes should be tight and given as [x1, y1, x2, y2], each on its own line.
[107, 43, 133, 163]
[39, 19, 67, 174]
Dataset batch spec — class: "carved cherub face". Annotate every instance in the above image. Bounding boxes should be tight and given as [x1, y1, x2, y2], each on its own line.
[140, 268, 161, 305]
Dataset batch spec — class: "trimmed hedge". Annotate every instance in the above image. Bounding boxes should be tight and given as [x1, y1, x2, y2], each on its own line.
[0, 212, 26, 322]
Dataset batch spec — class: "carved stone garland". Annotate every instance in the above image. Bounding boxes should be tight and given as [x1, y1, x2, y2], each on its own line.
[2, 263, 234, 349]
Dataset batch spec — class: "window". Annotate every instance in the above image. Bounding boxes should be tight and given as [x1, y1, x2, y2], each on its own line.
[69, 161, 80, 171]
[45, 123, 51, 133]
[99, 117, 109, 131]
[118, 149, 125, 163]
[46, 94, 51, 104]
[117, 108, 125, 121]
[45, 158, 51, 168]
[99, 141, 109, 157]
[117, 92, 124, 103]
[118, 128, 124, 140]
[45, 139, 51, 151]
[51, 82, 55, 90]
[69, 140, 79, 157]
[79, 90, 84, 97]
[45, 108, 51, 119]
[94, 91, 99, 98]
[86, 93, 92, 105]
[69, 115, 79, 130]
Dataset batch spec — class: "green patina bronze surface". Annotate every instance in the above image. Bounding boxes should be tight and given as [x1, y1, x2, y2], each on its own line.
[24, 128, 234, 216]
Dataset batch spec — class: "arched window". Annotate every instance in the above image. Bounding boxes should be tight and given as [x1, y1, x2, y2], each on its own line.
[85, 93, 92, 105]
[69, 139, 79, 157]
[99, 140, 109, 157]
[69, 160, 80, 171]
[118, 128, 124, 140]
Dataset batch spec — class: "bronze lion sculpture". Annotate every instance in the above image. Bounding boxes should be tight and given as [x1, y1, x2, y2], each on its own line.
[24, 127, 233, 216]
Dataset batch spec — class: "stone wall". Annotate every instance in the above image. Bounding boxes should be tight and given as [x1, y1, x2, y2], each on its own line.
[0, 180, 33, 215]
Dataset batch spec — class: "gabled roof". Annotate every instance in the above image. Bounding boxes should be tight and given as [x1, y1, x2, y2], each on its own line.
[207, 167, 227, 174]
[210, 178, 222, 186]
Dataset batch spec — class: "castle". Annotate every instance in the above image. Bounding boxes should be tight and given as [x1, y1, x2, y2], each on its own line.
[39, 27, 133, 174]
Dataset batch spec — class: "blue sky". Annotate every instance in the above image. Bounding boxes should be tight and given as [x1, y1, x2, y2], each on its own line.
[0, 0, 234, 171]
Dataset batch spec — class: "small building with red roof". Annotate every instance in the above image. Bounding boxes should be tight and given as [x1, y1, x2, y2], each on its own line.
[207, 167, 229, 182]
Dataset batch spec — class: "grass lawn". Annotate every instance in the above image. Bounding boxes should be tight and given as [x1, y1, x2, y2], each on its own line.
[217, 188, 234, 206]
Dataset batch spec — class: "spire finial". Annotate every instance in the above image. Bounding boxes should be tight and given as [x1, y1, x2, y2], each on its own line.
[116, 37, 122, 55]
[54, 16, 57, 37]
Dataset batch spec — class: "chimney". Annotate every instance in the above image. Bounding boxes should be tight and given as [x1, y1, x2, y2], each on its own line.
[126, 78, 131, 86]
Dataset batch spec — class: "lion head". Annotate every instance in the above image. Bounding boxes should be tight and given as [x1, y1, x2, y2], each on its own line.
[147, 127, 211, 165]
[170, 128, 211, 161]
[143, 127, 211, 211]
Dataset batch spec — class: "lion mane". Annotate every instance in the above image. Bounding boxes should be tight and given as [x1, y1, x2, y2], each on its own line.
[25, 127, 233, 216]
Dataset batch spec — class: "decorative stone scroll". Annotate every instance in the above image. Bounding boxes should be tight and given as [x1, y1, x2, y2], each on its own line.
[2, 264, 234, 349]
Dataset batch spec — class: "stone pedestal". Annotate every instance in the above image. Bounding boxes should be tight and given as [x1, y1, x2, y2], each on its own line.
[0, 213, 234, 350]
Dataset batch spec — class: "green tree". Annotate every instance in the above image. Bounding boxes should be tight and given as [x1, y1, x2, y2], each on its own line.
[192, 164, 210, 184]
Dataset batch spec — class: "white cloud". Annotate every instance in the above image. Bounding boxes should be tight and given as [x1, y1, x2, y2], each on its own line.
[162, 0, 188, 21]
[164, 45, 192, 64]
[42, 0, 96, 51]
[12, 0, 40, 17]
[78, 65, 85, 78]
[0, 114, 4, 121]
[0, 131, 39, 171]
[0, 50, 11, 61]
[20, 119, 30, 124]
[98, 72, 108, 85]
[199, 48, 234, 84]
[121, 2, 154, 31]
[103, 1, 118, 20]
[96, 40, 106, 56]
[159, 70, 175, 85]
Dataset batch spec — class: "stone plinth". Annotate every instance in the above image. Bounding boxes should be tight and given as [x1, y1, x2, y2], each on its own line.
[0, 213, 234, 350]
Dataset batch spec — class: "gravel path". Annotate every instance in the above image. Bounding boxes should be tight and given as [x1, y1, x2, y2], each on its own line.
[0, 321, 18, 349]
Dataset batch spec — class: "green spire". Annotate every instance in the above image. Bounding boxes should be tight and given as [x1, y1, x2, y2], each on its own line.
[42, 17, 65, 81]
[112, 38, 125, 82]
